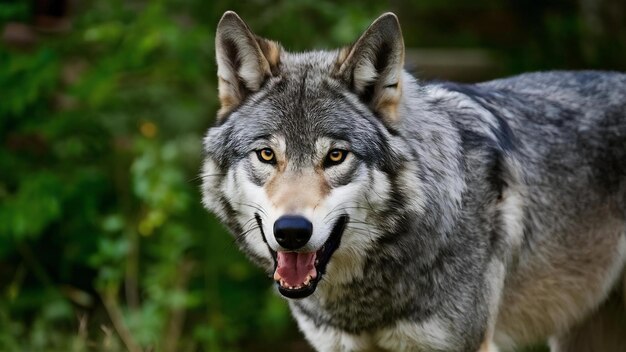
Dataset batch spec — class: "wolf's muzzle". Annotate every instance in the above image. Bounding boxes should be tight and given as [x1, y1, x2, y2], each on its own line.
[273, 215, 313, 250]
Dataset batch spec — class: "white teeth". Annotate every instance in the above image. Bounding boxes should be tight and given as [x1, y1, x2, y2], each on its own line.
[279, 275, 314, 290]
[273, 272, 281, 281]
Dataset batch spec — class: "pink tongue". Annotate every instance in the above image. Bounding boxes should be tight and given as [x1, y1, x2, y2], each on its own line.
[276, 252, 316, 286]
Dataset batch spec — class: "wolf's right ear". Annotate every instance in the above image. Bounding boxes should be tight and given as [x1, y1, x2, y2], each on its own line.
[215, 11, 281, 119]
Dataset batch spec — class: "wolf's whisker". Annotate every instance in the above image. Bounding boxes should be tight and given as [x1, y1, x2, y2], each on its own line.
[233, 201, 268, 216]
[234, 225, 260, 242]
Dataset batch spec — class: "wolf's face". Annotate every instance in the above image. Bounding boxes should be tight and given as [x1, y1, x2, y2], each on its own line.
[202, 12, 411, 298]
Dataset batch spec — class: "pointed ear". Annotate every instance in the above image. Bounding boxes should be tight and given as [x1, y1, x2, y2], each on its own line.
[336, 13, 405, 123]
[215, 11, 282, 119]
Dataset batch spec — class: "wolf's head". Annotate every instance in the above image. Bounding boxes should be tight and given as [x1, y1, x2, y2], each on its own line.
[202, 11, 419, 299]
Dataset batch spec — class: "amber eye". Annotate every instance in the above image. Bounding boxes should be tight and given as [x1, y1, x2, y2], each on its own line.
[256, 148, 276, 164]
[325, 149, 348, 167]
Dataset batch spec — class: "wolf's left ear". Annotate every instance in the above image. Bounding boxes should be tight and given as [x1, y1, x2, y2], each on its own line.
[336, 13, 404, 123]
[215, 11, 282, 119]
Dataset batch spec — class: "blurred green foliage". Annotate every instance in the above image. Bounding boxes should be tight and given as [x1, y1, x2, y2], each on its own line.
[0, 0, 624, 351]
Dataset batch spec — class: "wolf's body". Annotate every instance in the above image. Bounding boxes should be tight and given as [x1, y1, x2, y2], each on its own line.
[202, 12, 626, 351]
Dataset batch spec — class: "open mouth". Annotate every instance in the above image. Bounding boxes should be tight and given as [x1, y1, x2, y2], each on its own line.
[256, 214, 349, 299]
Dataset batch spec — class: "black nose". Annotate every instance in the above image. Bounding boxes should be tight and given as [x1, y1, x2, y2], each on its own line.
[273, 215, 313, 250]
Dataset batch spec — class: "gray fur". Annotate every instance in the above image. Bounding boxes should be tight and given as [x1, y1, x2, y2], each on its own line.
[202, 11, 626, 352]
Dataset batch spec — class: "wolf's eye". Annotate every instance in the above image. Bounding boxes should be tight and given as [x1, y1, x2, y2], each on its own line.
[324, 149, 348, 167]
[256, 148, 276, 164]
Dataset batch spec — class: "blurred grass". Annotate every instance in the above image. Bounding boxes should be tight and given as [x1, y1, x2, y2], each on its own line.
[0, 0, 624, 350]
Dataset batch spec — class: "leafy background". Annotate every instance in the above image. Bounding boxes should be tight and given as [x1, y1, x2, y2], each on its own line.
[1, 0, 624, 351]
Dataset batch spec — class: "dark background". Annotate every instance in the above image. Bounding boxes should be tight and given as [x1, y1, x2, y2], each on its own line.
[1, 0, 624, 350]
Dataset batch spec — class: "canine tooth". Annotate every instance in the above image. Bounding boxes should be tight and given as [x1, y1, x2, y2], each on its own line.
[273, 272, 281, 281]
[304, 275, 311, 285]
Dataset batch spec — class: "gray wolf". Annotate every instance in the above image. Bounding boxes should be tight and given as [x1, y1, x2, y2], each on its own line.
[201, 11, 626, 352]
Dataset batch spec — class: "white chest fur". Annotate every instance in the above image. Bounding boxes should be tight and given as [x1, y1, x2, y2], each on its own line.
[291, 309, 456, 352]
